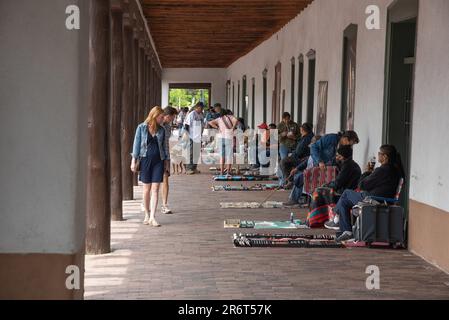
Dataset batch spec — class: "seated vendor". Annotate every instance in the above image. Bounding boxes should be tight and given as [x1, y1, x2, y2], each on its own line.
[277, 123, 314, 188]
[330, 145, 405, 242]
[324, 145, 361, 195]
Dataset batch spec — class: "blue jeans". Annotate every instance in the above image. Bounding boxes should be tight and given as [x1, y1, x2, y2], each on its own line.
[335, 190, 367, 233]
[277, 166, 285, 187]
[289, 172, 304, 202]
[279, 144, 291, 160]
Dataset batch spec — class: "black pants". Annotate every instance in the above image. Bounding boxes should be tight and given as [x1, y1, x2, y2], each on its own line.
[187, 139, 201, 171]
[280, 156, 299, 182]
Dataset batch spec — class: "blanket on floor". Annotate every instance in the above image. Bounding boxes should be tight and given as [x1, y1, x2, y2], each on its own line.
[212, 184, 282, 192]
[220, 201, 284, 209]
[224, 219, 308, 229]
[233, 233, 341, 248]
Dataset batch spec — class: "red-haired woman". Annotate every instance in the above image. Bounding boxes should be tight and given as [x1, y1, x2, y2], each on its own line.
[131, 106, 169, 227]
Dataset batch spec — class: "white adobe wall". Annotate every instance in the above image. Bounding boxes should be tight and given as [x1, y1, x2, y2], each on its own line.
[226, 0, 393, 167]
[0, 0, 89, 253]
[161, 68, 227, 107]
[410, 0, 449, 212]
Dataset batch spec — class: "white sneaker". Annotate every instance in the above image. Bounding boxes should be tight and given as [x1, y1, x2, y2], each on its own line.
[161, 205, 173, 215]
[143, 213, 150, 225]
[334, 215, 340, 224]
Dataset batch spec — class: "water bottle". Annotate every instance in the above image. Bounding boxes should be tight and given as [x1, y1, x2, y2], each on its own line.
[370, 156, 376, 170]
[290, 212, 294, 224]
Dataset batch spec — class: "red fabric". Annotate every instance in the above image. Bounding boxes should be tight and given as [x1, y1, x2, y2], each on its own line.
[306, 205, 332, 228]
[303, 166, 337, 194]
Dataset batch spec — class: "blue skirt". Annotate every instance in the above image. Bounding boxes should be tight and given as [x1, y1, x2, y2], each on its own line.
[139, 136, 164, 184]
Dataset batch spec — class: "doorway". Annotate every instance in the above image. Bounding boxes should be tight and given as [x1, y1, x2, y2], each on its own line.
[168, 83, 211, 108]
[272, 62, 282, 124]
[242, 75, 247, 124]
[383, 0, 418, 231]
[306, 50, 316, 125]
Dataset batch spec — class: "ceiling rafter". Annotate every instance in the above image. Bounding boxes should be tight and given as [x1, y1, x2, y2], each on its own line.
[140, 0, 313, 68]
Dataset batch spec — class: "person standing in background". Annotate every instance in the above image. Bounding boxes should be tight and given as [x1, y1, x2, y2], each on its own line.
[160, 106, 178, 215]
[277, 112, 300, 160]
[208, 110, 238, 176]
[184, 102, 205, 175]
[176, 107, 187, 136]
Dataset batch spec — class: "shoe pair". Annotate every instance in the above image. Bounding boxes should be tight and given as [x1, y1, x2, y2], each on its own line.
[142, 204, 173, 215]
[143, 214, 161, 227]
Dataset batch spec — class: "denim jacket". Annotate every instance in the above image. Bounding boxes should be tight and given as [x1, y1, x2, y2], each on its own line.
[131, 123, 167, 160]
[310, 133, 341, 166]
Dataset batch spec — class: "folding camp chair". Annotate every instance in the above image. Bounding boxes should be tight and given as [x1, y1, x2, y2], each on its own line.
[351, 178, 405, 224]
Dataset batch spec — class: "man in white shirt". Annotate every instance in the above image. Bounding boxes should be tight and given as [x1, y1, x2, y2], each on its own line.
[183, 102, 205, 174]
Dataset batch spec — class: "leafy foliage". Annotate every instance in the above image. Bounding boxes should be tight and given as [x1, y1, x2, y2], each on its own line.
[169, 88, 209, 108]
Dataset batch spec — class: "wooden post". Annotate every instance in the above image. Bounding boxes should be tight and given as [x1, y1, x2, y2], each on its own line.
[142, 52, 147, 116]
[156, 69, 161, 106]
[132, 37, 139, 187]
[109, 5, 123, 221]
[148, 57, 153, 110]
[121, 20, 134, 201]
[151, 62, 155, 106]
[138, 46, 145, 123]
[86, 0, 111, 255]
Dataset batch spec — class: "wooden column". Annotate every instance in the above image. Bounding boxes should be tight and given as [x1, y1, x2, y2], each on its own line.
[132, 37, 139, 187]
[142, 52, 148, 116]
[121, 20, 134, 201]
[109, 5, 123, 221]
[86, 0, 111, 255]
[156, 69, 161, 106]
[148, 58, 153, 109]
[138, 46, 145, 123]
[152, 65, 157, 107]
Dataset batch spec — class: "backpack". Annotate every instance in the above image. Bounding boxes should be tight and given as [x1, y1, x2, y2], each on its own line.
[306, 187, 336, 228]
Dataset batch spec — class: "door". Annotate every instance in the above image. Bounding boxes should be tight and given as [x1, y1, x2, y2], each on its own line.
[306, 50, 316, 125]
[272, 62, 282, 124]
[384, 3, 418, 242]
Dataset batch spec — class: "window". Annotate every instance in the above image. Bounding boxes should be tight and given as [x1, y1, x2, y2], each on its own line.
[262, 69, 268, 124]
[306, 49, 316, 125]
[341, 24, 358, 131]
[226, 80, 231, 109]
[251, 78, 256, 129]
[291, 57, 295, 121]
[237, 80, 240, 118]
[297, 54, 304, 124]
[242, 75, 247, 123]
[232, 82, 235, 113]
[316, 81, 329, 136]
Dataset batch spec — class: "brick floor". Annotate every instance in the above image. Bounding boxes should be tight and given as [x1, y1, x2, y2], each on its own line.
[85, 166, 449, 300]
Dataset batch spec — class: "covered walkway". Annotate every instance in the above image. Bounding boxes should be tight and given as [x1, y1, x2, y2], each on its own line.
[2, 0, 449, 300]
[85, 167, 449, 300]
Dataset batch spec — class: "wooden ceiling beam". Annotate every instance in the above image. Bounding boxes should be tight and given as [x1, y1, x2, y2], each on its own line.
[139, 0, 313, 68]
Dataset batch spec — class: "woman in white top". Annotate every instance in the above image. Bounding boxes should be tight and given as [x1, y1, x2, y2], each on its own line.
[208, 110, 238, 175]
